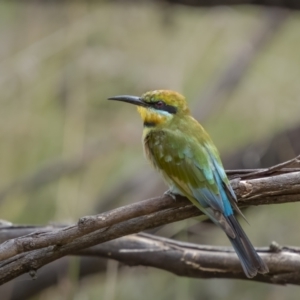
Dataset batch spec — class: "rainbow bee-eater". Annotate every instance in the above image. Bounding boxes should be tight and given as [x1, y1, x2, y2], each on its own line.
[108, 90, 268, 278]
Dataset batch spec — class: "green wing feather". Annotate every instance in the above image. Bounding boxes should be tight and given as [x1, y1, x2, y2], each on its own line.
[144, 129, 227, 213]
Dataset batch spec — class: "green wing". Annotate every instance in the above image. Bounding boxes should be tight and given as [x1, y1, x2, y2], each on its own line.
[144, 129, 229, 214]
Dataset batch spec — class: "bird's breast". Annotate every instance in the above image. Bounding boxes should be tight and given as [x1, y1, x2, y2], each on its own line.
[143, 130, 164, 167]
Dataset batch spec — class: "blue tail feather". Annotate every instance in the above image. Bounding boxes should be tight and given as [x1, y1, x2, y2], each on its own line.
[226, 215, 268, 278]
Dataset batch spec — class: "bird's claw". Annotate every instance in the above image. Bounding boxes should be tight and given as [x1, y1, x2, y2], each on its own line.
[164, 189, 177, 201]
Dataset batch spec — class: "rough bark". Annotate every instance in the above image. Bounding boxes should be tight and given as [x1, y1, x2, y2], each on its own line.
[0, 170, 298, 285]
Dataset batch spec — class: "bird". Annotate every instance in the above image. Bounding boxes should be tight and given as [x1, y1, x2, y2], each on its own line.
[108, 90, 268, 278]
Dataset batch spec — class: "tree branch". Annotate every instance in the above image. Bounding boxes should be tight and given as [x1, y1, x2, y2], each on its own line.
[0, 170, 298, 284]
[160, 0, 300, 10]
[79, 233, 300, 285]
[1, 227, 300, 285]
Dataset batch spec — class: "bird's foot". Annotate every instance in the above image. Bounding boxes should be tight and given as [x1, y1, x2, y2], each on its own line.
[164, 189, 177, 201]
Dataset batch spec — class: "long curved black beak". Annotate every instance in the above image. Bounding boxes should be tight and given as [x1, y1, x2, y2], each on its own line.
[107, 95, 148, 107]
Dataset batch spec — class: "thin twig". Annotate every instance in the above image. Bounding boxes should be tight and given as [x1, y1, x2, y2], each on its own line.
[160, 0, 298, 10]
[227, 168, 300, 176]
[237, 154, 300, 179]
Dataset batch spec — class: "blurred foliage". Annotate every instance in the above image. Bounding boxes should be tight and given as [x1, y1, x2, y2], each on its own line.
[0, 1, 300, 300]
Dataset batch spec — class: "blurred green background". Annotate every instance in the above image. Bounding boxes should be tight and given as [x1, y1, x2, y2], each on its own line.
[0, 1, 299, 300]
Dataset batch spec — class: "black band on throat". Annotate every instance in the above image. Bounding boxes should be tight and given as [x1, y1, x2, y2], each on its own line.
[144, 121, 156, 127]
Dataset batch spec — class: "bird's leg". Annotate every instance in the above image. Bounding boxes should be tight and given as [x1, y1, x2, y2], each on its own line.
[164, 185, 183, 201]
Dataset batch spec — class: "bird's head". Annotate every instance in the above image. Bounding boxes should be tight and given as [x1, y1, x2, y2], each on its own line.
[108, 90, 190, 127]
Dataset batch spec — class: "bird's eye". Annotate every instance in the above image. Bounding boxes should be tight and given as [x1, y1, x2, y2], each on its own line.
[155, 101, 164, 108]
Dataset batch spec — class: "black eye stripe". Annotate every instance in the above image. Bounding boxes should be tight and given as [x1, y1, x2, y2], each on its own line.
[164, 104, 177, 114]
[151, 101, 177, 114]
